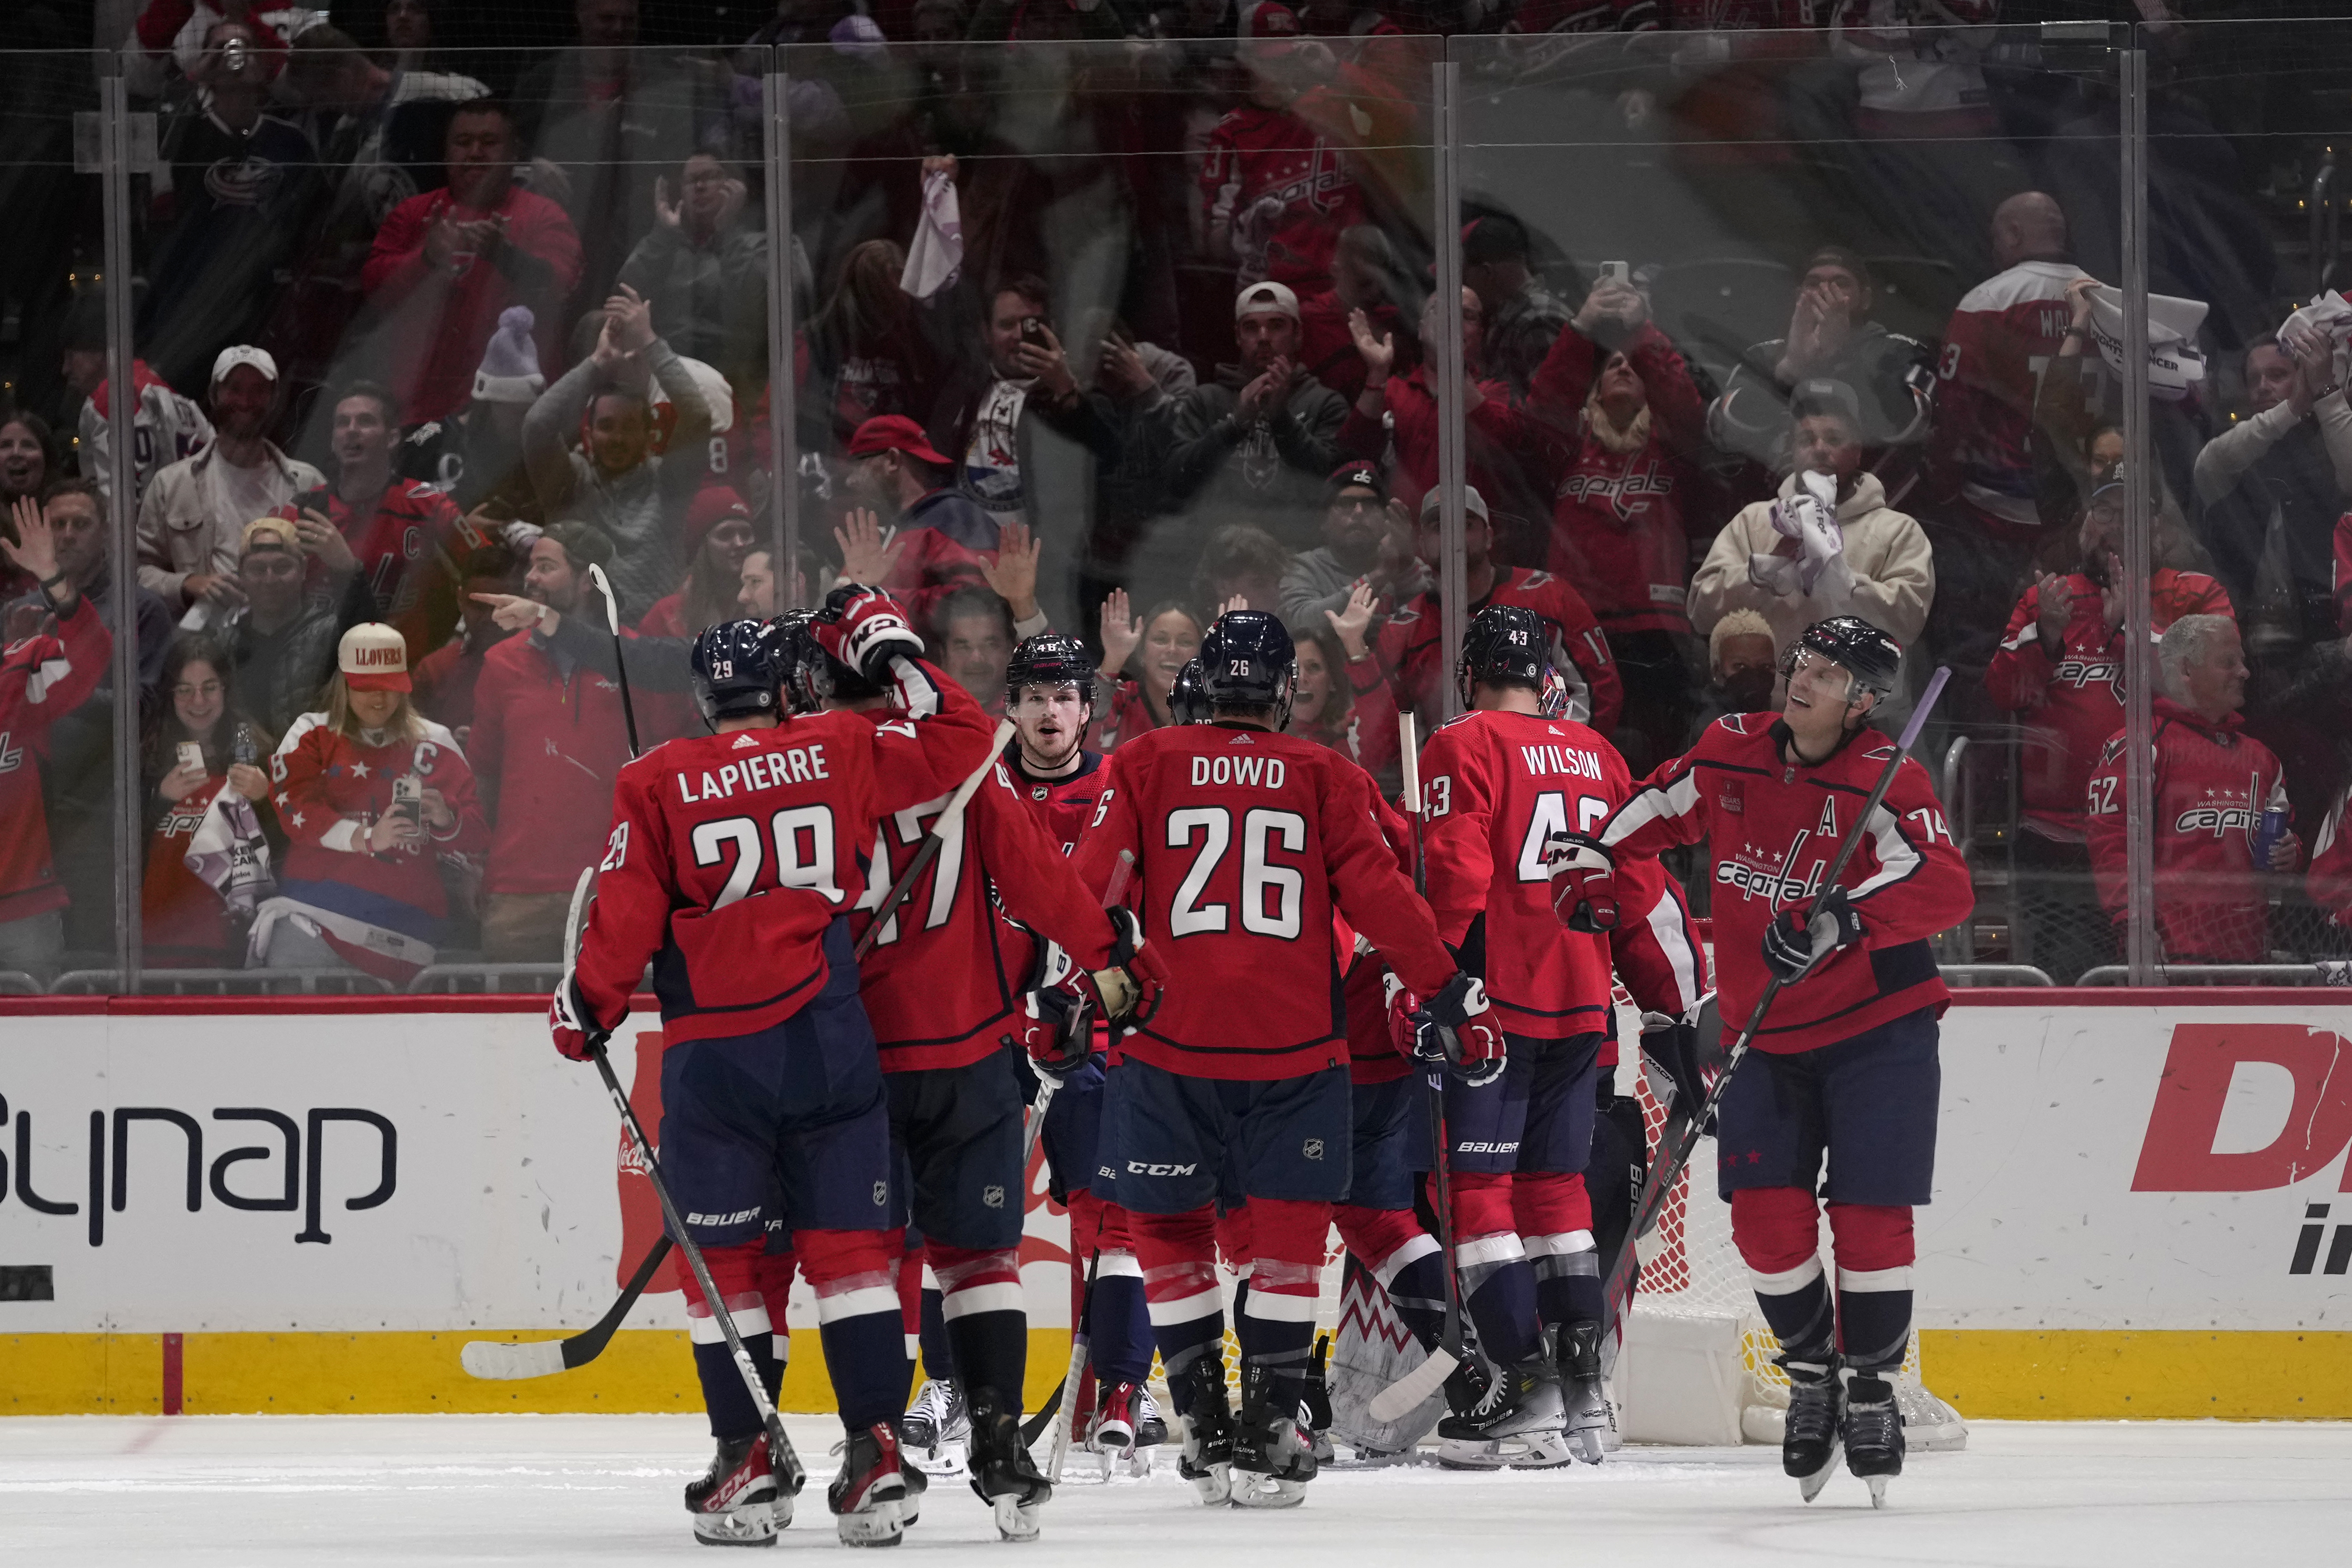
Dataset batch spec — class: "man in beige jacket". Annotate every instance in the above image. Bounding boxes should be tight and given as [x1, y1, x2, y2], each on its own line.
[1689, 379, 1935, 722]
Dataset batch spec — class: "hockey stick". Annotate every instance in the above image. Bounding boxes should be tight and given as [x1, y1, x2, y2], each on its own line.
[554, 863, 808, 1493]
[1042, 1251, 1101, 1482]
[1017, 849, 1138, 1172]
[853, 719, 1018, 962]
[584, 563, 641, 759]
[461, 1233, 675, 1379]
[1367, 711, 1467, 1424]
[1594, 666, 1952, 1380]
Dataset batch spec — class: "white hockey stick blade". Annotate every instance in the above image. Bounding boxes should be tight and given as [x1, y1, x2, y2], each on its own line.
[459, 1338, 569, 1380]
[1365, 1344, 1458, 1424]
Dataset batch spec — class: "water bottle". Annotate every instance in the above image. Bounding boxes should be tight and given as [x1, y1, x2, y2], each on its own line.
[2252, 805, 2288, 868]
[232, 724, 258, 768]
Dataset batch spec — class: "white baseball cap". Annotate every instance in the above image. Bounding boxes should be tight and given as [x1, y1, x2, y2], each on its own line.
[212, 345, 280, 386]
[1234, 281, 1301, 323]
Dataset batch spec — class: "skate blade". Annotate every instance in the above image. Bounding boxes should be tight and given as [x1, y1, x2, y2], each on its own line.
[907, 1442, 966, 1478]
[1867, 1475, 1890, 1509]
[1228, 1475, 1310, 1509]
[1569, 1419, 1611, 1467]
[1435, 1438, 1510, 1472]
[1503, 1432, 1581, 1471]
[991, 1494, 1043, 1542]
[1796, 1453, 1842, 1504]
[692, 1498, 786, 1547]
[835, 1496, 908, 1548]
[1184, 1462, 1232, 1505]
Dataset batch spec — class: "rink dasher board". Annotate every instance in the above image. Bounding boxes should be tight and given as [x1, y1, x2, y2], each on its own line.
[2, 991, 2350, 1418]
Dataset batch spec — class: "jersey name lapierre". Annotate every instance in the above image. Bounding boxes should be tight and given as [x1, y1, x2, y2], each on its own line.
[675, 742, 832, 803]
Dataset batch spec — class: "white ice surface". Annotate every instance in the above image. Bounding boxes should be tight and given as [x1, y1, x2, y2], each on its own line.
[3, 1415, 2349, 1567]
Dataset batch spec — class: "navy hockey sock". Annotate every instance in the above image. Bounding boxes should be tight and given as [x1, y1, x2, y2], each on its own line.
[933, 1247, 1027, 1410]
[1457, 1233, 1541, 1367]
[1527, 1229, 1603, 1333]
[919, 1276, 956, 1380]
[819, 1309, 910, 1432]
[1836, 1268, 1913, 1377]
[1236, 1256, 1319, 1410]
[1380, 1245, 1449, 1350]
[694, 1334, 780, 1442]
[1088, 1254, 1155, 1385]
[1749, 1255, 1836, 1365]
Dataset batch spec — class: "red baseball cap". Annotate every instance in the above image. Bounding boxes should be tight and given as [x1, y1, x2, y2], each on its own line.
[846, 414, 951, 468]
[682, 484, 753, 558]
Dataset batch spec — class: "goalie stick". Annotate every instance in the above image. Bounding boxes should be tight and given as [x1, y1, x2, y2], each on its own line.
[1366, 711, 1468, 1424]
[1595, 665, 1952, 1381]
[853, 718, 1019, 962]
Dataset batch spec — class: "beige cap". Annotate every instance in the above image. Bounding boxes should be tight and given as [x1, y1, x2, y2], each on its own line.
[1234, 281, 1301, 323]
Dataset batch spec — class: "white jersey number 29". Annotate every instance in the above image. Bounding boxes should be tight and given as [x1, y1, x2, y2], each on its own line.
[691, 806, 842, 908]
[1166, 806, 1307, 939]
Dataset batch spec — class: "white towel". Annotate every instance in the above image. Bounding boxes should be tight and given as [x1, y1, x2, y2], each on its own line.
[900, 168, 964, 301]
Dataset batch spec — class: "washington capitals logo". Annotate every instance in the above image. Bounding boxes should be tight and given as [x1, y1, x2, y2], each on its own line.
[1556, 459, 1674, 523]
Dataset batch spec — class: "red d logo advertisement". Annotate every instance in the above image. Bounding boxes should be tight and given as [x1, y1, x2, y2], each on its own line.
[2131, 1024, 2352, 1192]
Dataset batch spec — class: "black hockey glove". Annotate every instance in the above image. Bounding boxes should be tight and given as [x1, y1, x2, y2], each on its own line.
[1410, 971, 1507, 1088]
[1071, 907, 1166, 1028]
[1759, 887, 1862, 986]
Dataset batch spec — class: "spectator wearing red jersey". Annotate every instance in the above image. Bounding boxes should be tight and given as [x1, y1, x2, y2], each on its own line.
[835, 414, 1002, 629]
[359, 99, 582, 425]
[2086, 616, 2300, 966]
[1690, 382, 1935, 726]
[2337, 507, 2352, 631]
[410, 542, 523, 743]
[1295, 225, 1407, 407]
[1357, 485, 1623, 747]
[1988, 478, 2233, 982]
[467, 522, 638, 962]
[1198, 4, 1367, 288]
[0, 498, 109, 983]
[2310, 783, 2352, 935]
[255, 621, 487, 981]
[1091, 591, 1202, 752]
[142, 633, 275, 968]
[282, 380, 467, 665]
[1527, 270, 1708, 767]
[638, 487, 757, 641]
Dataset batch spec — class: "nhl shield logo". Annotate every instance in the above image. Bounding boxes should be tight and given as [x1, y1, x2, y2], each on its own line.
[1303, 1138, 1325, 1161]
[983, 1184, 1006, 1210]
[872, 1181, 888, 1206]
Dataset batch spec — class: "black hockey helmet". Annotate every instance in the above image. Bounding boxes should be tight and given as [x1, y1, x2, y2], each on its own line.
[1169, 657, 1210, 725]
[1457, 602, 1550, 709]
[1006, 631, 1097, 710]
[1199, 610, 1296, 726]
[766, 609, 818, 715]
[1783, 614, 1903, 703]
[690, 618, 786, 725]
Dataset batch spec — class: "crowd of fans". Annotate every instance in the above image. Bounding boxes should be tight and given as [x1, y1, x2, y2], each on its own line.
[0, 0, 2348, 988]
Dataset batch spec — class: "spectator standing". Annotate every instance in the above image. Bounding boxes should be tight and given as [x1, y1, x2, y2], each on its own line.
[1197, 4, 1367, 288]
[283, 381, 468, 664]
[219, 517, 379, 738]
[834, 413, 1002, 627]
[0, 418, 56, 599]
[638, 487, 756, 640]
[618, 154, 768, 393]
[15, 480, 174, 699]
[1690, 383, 1935, 724]
[1191, 525, 1293, 620]
[0, 499, 109, 983]
[2311, 783, 2352, 938]
[1164, 281, 1349, 550]
[2190, 331, 2352, 660]
[1527, 271, 1710, 767]
[2086, 615, 2299, 966]
[255, 621, 487, 981]
[66, 299, 215, 505]
[467, 523, 636, 962]
[1459, 210, 1573, 400]
[1708, 248, 1935, 487]
[1277, 462, 1422, 625]
[142, 632, 275, 967]
[136, 346, 327, 616]
[520, 286, 714, 621]
[410, 540, 520, 741]
[1987, 479, 2235, 983]
[398, 306, 546, 520]
[1091, 591, 1203, 751]
[359, 99, 583, 426]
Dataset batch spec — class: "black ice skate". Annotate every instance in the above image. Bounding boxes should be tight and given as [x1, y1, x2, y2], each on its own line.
[1434, 1345, 1565, 1470]
[1302, 1336, 1336, 1465]
[1558, 1320, 1616, 1466]
[900, 1378, 967, 1474]
[1781, 1356, 1846, 1504]
[1841, 1371, 1904, 1509]
[1173, 1352, 1237, 1505]
[966, 1392, 1051, 1542]
[1229, 1363, 1318, 1509]
[684, 1433, 790, 1547]
[829, 1422, 914, 1547]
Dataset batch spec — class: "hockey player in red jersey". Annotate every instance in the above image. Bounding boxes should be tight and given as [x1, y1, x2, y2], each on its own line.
[1071, 609, 1489, 1508]
[1355, 486, 1623, 742]
[778, 601, 1149, 1542]
[2084, 614, 2299, 963]
[550, 600, 996, 1547]
[999, 631, 1167, 1465]
[1573, 614, 1972, 1504]
[1411, 603, 1706, 1467]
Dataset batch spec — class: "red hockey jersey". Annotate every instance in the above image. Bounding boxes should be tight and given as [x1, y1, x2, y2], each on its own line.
[2310, 786, 2352, 928]
[468, 631, 637, 896]
[1527, 321, 1708, 637]
[1598, 712, 1971, 1054]
[1005, 746, 1112, 857]
[571, 662, 996, 1043]
[1985, 568, 2234, 840]
[1197, 102, 1366, 287]
[144, 774, 238, 958]
[0, 594, 109, 924]
[1334, 789, 1420, 1087]
[280, 479, 469, 664]
[1369, 566, 1622, 737]
[2084, 699, 2291, 963]
[1930, 259, 2088, 537]
[850, 747, 1118, 1074]
[1072, 723, 1455, 1080]
[1418, 707, 1699, 1039]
